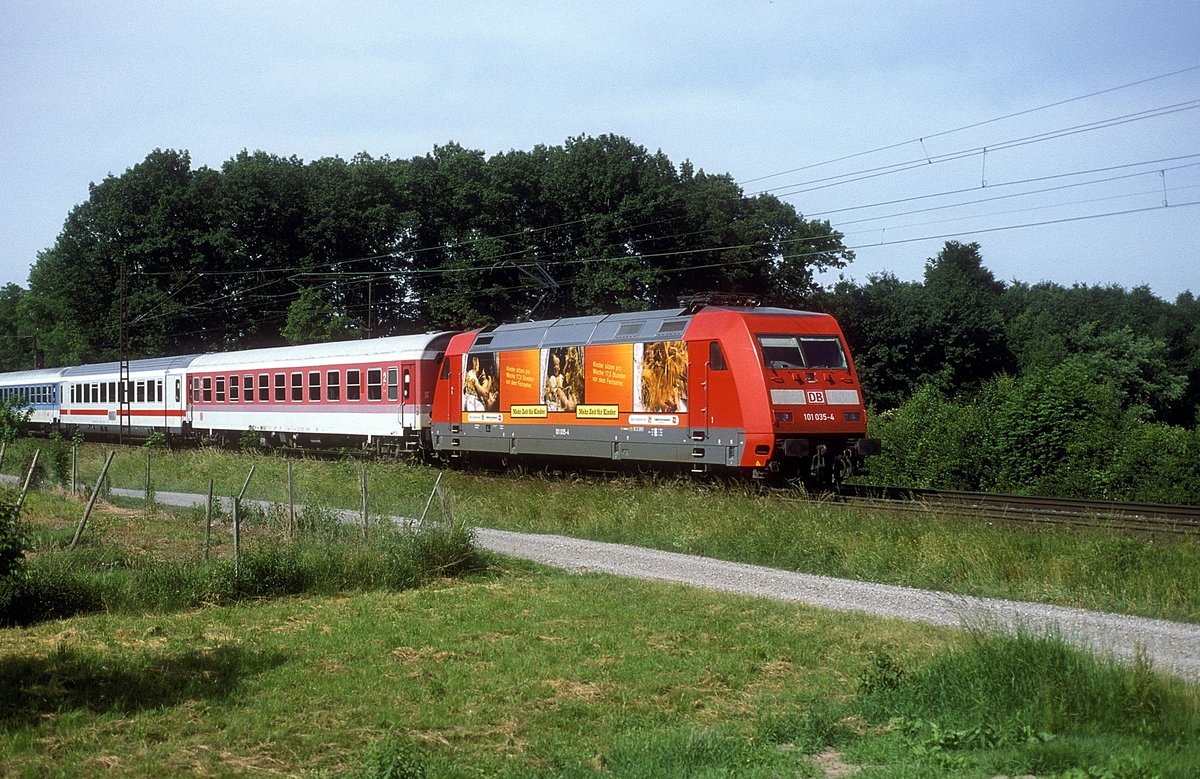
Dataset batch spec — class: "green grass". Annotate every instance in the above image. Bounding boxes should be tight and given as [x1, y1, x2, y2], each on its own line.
[2, 439, 1200, 776]
[2, 568, 1198, 777]
[4, 438, 1200, 623]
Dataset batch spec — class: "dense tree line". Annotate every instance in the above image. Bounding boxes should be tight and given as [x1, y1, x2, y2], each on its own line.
[815, 241, 1200, 503]
[2, 139, 1197, 502]
[1, 137, 849, 368]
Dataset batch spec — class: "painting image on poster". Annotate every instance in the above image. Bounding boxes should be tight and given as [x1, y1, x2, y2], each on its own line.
[635, 340, 688, 413]
[542, 346, 585, 412]
[463, 352, 500, 412]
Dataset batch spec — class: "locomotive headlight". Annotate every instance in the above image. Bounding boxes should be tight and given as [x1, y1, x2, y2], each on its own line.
[843, 411, 862, 422]
[774, 411, 792, 424]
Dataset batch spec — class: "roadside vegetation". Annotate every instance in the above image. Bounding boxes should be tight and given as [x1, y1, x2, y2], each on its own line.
[2, 441, 1199, 775]
[3, 438, 1199, 624]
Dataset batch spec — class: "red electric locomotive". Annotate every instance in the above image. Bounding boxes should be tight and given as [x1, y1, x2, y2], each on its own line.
[430, 297, 878, 483]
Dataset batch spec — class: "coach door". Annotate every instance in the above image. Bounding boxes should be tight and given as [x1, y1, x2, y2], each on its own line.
[395, 363, 417, 430]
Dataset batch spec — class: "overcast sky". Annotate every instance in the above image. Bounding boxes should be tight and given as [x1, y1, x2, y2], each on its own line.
[2, 1, 1197, 302]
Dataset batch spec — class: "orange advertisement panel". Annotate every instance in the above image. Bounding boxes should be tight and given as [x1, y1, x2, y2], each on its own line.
[635, 340, 688, 412]
[585, 343, 634, 407]
[500, 349, 542, 407]
[542, 346, 586, 412]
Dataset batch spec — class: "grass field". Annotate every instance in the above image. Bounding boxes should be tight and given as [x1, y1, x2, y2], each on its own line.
[2, 439, 1200, 776]
[9, 439, 1193, 622]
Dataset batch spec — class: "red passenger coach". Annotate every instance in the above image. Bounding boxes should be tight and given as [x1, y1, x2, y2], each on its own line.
[185, 333, 454, 452]
[430, 301, 879, 483]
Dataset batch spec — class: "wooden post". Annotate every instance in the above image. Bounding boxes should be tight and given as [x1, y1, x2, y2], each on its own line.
[419, 471, 443, 525]
[0, 440, 6, 473]
[204, 479, 213, 561]
[360, 462, 368, 539]
[233, 464, 256, 579]
[71, 444, 78, 495]
[287, 459, 295, 539]
[14, 449, 41, 516]
[144, 448, 152, 505]
[68, 450, 115, 551]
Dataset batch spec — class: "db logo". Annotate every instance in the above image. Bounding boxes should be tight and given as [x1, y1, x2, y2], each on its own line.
[806, 390, 826, 404]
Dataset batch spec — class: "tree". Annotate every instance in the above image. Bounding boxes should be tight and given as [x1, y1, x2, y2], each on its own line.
[281, 287, 359, 345]
[920, 241, 1012, 393]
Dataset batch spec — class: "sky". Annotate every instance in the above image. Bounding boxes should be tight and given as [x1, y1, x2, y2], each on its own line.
[2, 1, 1198, 302]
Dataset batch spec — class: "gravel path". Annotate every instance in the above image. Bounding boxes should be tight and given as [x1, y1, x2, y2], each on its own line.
[130, 489, 1200, 680]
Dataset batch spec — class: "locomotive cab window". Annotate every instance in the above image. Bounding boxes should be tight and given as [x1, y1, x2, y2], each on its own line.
[708, 341, 728, 371]
[756, 335, 847, 370]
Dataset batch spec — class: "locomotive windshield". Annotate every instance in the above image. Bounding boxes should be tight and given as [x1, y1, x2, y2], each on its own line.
[757, 335, 847, 370]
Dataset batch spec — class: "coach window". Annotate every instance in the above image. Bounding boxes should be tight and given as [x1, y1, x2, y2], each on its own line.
[347, 369, 361, 401]
[175, 380, 181, 404]
[274, 373, 286, 402]
[229, 376, 239, 402]
[258, 374, 269, 402]
[137, 381, 147, 403]
[291, 372, 303, 402]
[387, 367, 399, 401]
[308, 371, 321, 402]
[402, 368, 412, 400]
[326, 371, 340, 401]
[215, 377, 224, 403]
[368, 368, 383, 401]
[192, 377, 201, 402]
[242, 375, 253, 402]
[202, 377, 212, 402]
[101, 383, 109, 403]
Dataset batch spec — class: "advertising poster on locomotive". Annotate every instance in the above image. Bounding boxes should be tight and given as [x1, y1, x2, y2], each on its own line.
[461, 341, 688, 427]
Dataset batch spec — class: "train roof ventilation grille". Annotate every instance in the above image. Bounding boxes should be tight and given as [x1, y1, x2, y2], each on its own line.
[657, 320, 687, 335]
[473, 335, 494, 347]
[616, 322, 645, 338]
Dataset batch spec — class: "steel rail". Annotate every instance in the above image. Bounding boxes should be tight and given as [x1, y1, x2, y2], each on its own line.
[837, 484, 1200, 535]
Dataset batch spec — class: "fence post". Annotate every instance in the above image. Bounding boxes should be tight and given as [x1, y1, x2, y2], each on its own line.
[71, 444, 78, 495]
[233, 464, 256, 579]
[68, 450, 115, 550]
[144, 449, 152, 505]
[419, 471, 443, 525]
[287, 458, 295, 540]
[14, 448, 41, 516]
[360, 462, 368, 539]
[0, 440, 6, 473]
[204, 479, 214, 561]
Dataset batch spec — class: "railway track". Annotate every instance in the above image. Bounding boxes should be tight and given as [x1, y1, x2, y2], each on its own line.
[837, 483, 1200, 535]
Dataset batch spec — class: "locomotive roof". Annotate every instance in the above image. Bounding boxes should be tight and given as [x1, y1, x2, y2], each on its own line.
[470, 305, 829, 350]
[188, 331, 455, 370]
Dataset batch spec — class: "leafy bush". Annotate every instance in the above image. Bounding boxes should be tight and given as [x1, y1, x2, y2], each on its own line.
[0, 488, 27, 581]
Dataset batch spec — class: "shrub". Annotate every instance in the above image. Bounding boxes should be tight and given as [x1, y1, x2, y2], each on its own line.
[0, 488, 25, 582]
